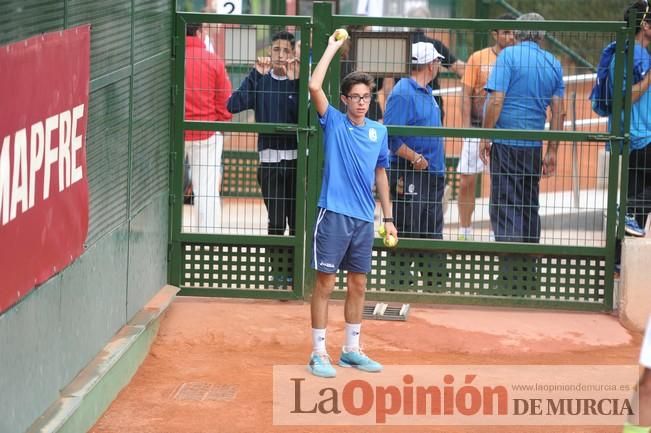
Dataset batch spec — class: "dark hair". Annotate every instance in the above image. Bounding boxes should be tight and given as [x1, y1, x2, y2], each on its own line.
[624, 1, 649, 34]
[340, 71, 375, 96]
[492, 13, 516, 32]
[186, 23, 201, 36]
[271, 31, 296, 49]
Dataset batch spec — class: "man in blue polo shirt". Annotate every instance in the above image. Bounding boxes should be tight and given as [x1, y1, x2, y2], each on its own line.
[480, 12, 565, 244]
[384, 41, 446, 239]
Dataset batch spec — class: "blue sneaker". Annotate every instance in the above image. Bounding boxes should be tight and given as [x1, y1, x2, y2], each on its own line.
[307, 352, 336, 378]
[338, 348, 383, 372]
[624, 214, 646, 237]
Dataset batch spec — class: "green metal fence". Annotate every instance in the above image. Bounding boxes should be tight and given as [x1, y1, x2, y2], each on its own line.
[169, 3, 633, 311]
[169, 12, 313, 299]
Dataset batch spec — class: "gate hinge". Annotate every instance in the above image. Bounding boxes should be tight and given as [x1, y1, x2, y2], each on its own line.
[171, 84, 178, 105]
[586, 134, 617, 142]
[172, 36, 178, 57]
[169, 151, 177, 173]
[299, 126, 317, 135]
[276, 125, 317, 135]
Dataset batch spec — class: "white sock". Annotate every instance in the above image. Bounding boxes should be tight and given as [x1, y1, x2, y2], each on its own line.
[312, 328, 326, 354]
[344, 323, 361, 351]
[460, 226, 473, 235]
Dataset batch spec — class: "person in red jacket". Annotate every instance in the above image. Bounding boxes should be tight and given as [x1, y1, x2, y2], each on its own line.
[184, 23, 232, 233]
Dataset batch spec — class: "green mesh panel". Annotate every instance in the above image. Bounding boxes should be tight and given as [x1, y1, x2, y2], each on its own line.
[181, 243, 294, 291]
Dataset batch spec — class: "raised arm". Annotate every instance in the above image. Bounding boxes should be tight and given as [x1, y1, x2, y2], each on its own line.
[227, 67, 260, 114]
[308, 33, 346, 117]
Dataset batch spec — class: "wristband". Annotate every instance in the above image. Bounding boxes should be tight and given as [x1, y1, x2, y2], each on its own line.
[382, 218, 394, 223]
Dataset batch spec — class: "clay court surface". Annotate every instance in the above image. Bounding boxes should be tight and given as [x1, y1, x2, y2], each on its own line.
[91, 297, 642, 433]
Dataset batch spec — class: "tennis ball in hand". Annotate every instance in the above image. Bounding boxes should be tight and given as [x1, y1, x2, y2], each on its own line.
[334, 28, 349, 41]
[383, 234, 398, 248]
[378, 225, 387, 238]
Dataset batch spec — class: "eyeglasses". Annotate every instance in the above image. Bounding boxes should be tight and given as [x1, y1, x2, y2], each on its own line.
[345, 94, 372, 103]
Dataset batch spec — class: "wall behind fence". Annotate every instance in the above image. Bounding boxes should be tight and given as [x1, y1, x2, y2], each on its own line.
[0, 1, 172, 432]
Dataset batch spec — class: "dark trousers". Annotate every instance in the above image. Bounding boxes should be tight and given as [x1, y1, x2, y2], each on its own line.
[627, 144, 651, 228]
[257, 159, 297, 236]
[490, 142, 542, 243]
[390, 163, 445, 239]
[615, 144, 651, 266]
[389, 165, 446, 290]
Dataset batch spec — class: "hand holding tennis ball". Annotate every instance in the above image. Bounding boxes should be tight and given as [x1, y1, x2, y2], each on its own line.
[334, 28, 349, 41]
[383, 234, 398, 248]
[378, 224, 387, 238]
[378, 221, 398, 247]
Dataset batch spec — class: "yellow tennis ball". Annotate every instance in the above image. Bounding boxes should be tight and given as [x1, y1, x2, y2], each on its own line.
[383, 234, 398, 248]
[378, 225, 387, 238]
[334, 28, 349, 41]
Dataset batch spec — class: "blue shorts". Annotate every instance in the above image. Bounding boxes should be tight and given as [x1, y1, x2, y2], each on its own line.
[311, 208, 374, 274]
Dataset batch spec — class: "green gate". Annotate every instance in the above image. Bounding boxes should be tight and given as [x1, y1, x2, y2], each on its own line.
[170, 4, 634, 311]
[168, 11, 313, 300]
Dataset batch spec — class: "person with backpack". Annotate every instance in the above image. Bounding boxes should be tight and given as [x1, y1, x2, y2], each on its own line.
[599, 1, 651, 238]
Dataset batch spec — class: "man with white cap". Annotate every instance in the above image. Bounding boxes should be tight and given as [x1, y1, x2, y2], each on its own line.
[384, 42, 446, 242]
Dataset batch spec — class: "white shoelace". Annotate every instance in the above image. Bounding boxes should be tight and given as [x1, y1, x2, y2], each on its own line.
[312, 352, 332, 364]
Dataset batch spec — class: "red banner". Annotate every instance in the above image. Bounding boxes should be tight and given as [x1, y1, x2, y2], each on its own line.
[0, 26, 90, 313]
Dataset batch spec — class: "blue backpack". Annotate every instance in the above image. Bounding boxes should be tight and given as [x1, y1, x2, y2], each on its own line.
[589, 42, 617, 117]
[590, 41, 645, 117]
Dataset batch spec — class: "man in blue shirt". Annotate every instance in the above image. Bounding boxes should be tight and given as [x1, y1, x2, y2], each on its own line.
[612, 1, 651, 236]
[480, 12, 565, 244]
[384, 41, 446, 239]
[306, 31, 397, 378]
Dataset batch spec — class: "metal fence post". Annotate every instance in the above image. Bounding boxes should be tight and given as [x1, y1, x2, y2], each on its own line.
[303, 2, 335, 299]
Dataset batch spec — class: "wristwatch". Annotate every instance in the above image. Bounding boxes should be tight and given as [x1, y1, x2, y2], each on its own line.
[382, 217, 394, 223]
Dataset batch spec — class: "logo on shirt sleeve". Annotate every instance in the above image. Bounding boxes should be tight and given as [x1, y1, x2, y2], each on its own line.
[368, 127, 378, 142]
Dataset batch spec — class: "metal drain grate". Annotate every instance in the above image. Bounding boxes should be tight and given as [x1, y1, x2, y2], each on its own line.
[362, 303, 410, 321]
[171, 382, 238, 401]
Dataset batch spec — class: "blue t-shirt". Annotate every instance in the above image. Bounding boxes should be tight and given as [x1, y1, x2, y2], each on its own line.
[485, 41, 565, 147]
[608, 43, 651, 152]
[384, 77, 445, 175]
[317, 105, 390, 222]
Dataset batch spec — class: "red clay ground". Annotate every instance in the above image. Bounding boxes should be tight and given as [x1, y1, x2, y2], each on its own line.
[91, 297, 643, 433]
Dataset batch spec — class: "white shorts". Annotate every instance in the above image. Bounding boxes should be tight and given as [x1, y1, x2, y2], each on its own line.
[641, 316, 651, 368]
[457, 137, 485, 174]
